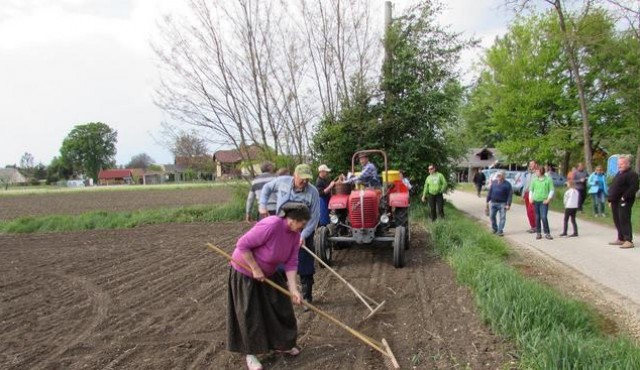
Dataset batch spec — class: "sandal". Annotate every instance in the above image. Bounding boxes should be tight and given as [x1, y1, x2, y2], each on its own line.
[276, 346, 301, 356]
[246, 355, 263, 370]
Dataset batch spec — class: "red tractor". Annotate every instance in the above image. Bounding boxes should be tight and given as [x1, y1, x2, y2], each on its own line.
[314, 150, 410, 268]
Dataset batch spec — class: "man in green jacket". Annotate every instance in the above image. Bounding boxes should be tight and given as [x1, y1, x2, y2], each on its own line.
[421, 164, 447, 221]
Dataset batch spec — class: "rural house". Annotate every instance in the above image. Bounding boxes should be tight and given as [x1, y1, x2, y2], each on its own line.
[212, 144, 264, 179]
[98, 169, 134, 185]
[456, 147, 503, 183]
[0, 167, 27, 186]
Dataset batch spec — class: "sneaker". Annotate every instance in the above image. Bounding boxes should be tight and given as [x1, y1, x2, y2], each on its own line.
[492, 230, 497, 234]
[497, 232, 504, 237]
[536, 234, 542, 240]
[246, 355, 263, 370]
[620, 241, 635, 249]
[569, 233, 578, 237]
[527, 228, 537, 234]
[608, 240, 624, 246]
[559, 233, 567, 237]
[545, 234, 553, 240]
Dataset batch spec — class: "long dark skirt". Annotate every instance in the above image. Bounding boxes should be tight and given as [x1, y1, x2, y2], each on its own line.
[227, 268, 297, 354]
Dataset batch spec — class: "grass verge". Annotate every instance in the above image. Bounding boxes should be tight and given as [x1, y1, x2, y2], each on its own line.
[0, 185, 247, 234]
[0, 181, 244, 198]
[415, 202, 640, 368]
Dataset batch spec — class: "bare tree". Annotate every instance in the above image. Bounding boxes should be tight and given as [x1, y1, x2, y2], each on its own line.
[154, 0, 381, 164]
[506, 0, 595, 171]
[297, 0, 380, 119]
[19, 152, 35, 180]
[171, 132, 210, 158]
[126, 153, 155, 169]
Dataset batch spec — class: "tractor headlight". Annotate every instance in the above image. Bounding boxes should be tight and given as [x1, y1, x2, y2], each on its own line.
[330, 214, 339, 224]
[380, 214, 389, 224]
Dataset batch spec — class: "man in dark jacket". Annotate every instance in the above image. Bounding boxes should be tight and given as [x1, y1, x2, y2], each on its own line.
[245, 161, 276, 221]
[485, 171, 513, 236]
[572, 163, 589, 212]
[607, 155, 639, 249]
[473, 170, 486, 198]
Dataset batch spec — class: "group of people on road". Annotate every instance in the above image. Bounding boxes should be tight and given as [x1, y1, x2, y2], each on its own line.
[482, 155, 638, 249]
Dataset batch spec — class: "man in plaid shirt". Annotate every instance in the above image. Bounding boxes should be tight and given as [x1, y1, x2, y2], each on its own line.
[345, 153, 379, 187]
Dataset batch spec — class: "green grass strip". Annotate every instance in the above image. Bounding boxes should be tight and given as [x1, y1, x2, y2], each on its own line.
[415, 202, 640, 369]
[0, 185, 248, 233]
[0, 181, 244, 198]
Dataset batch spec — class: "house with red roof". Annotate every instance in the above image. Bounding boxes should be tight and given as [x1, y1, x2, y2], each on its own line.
[98, 169, 134, 185]
[212, 144, 264, 178]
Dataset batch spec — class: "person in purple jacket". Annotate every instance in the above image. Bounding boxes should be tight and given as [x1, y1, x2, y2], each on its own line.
[227, 202, 310, 370]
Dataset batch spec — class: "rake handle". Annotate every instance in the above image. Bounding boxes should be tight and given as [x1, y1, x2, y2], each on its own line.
[206, 243, 389, 357]
[301, 245, 378, 311]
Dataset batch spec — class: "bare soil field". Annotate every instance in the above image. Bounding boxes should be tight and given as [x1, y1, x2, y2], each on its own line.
[0, 222, 513, 369]
[0, 187, 233, 220]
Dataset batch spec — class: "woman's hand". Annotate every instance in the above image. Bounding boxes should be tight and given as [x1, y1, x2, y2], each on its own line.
[251, 266, 265, 282]
[543, 199, 550, 205]
[289, 289, 302, 305]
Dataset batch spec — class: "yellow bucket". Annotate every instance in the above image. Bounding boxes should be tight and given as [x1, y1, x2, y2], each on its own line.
[381, 170, 400, 183]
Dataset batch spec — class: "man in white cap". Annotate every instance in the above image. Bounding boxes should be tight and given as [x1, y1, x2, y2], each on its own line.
[316, 164, 336, 226]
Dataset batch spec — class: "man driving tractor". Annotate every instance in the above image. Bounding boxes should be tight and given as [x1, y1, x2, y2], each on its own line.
[343, 153, 379, 187]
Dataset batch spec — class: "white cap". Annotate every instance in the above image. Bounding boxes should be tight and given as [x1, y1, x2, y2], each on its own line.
[318, 164, 331, 172]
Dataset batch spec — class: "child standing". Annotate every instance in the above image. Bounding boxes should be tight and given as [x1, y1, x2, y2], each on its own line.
[560, 180, 579, 237]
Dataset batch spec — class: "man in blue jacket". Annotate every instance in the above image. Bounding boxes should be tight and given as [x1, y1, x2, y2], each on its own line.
[259, 164, 320, 309]
[485, 171, 513, 236]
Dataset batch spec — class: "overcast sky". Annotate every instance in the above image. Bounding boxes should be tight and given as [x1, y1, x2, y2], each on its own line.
[0, 0, 514, 167]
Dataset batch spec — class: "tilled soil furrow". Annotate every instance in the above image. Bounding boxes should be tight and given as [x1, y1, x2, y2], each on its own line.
[0, 221, 512, 370]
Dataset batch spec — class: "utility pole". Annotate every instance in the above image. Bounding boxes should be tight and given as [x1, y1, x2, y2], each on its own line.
[384, 1, 392, 63]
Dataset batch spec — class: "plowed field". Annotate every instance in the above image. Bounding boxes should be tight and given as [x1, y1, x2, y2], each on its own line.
[0, 222, 512, 369]
[0, 187, 232, 220]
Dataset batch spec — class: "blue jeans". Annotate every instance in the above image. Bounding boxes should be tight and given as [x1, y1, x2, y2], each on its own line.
[490, 202, 507, 233]
[591, 192, 606, 215]
[533, 201, 550, 234]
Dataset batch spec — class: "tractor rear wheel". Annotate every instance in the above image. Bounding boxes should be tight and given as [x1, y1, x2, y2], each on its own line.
[394, 207, 410, 249]
[314, 226, 332, 267]
[393, 226, 406, 268]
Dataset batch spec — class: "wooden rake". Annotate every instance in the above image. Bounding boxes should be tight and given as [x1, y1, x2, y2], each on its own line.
[206, 243, 400, 370]
[301, 244, 385, 320]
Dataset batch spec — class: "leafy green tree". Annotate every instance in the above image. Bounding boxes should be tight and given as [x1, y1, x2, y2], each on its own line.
[313, 3, 470, 188]
[147, 164, 163, 172]
[33, 163, 47, 181]
[595, 29, 640, 171]
[46, 156, 73, 184]
[60, 122, 117, 181]
[464, 10, 624, 172]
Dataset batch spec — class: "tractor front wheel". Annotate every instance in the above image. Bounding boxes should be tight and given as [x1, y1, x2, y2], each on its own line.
[314, 226, 332, 267]
[394, 207, 410, 249]
[393, 226, 406, 268]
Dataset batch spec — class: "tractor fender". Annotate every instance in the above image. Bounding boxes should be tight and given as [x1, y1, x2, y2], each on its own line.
[328, 194, 349, 210]
[389, 192, 409, 208]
